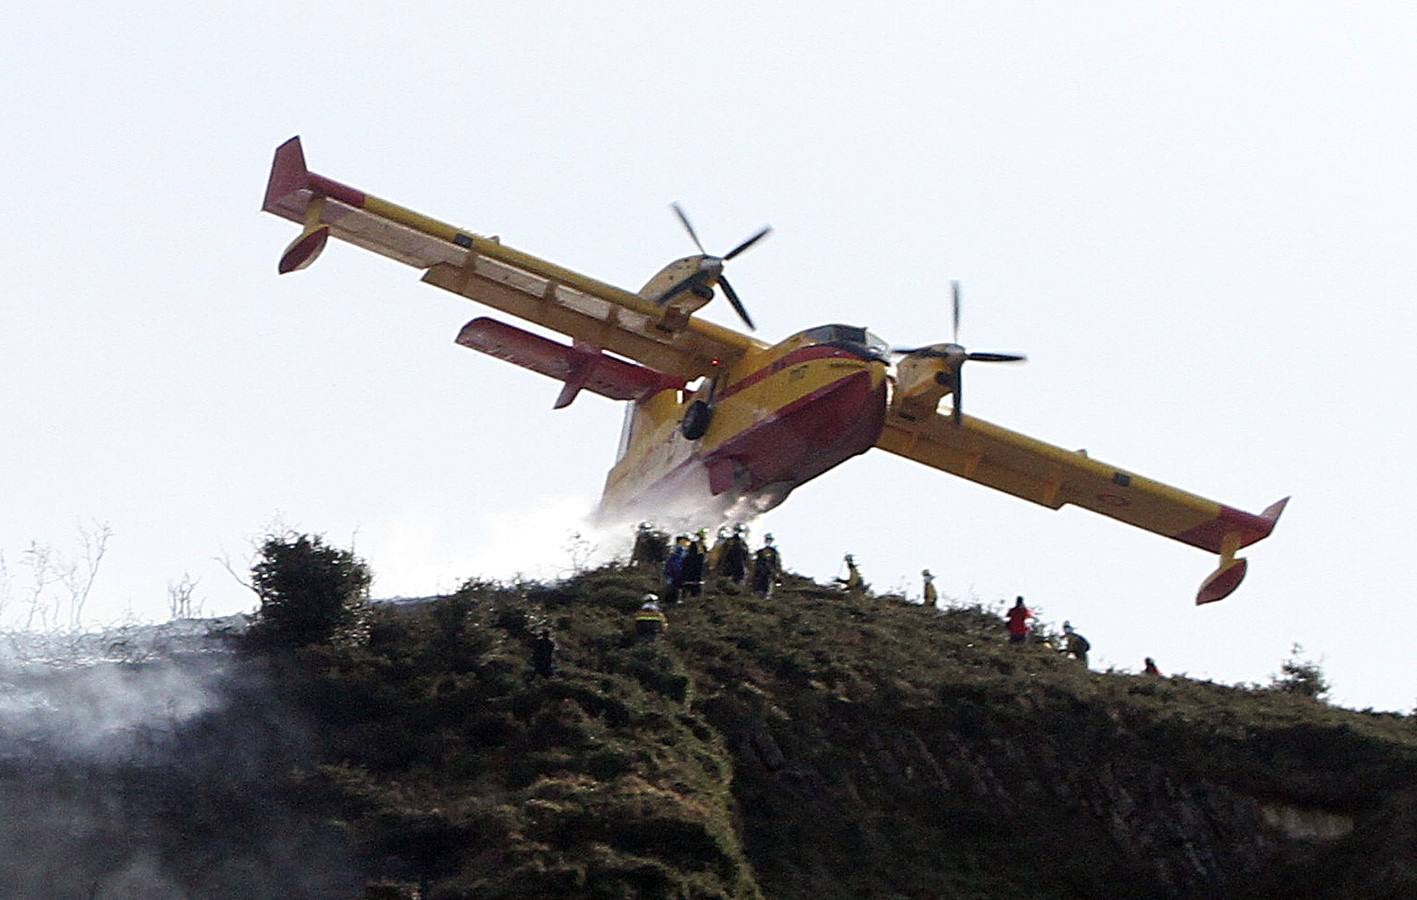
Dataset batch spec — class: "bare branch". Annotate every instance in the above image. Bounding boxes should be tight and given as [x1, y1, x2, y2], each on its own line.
[22, 542, 62, 631]
[213, 547, 257, 596]
[63, 520, 112, 630]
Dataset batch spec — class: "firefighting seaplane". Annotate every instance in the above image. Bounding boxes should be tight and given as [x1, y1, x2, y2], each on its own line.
[262, 137, 1286, 604]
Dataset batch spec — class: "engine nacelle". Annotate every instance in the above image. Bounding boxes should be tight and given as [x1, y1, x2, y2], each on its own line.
[638, 256, 715, 330]
[892, 354, 955, 421]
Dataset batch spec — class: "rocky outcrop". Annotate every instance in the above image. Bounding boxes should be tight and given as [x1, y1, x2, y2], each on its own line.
[696, 670, 1412, 899]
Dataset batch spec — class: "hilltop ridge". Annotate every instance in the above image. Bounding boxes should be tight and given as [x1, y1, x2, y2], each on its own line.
[2, 563, 1415, 898]
[303, 563, 1417, 898]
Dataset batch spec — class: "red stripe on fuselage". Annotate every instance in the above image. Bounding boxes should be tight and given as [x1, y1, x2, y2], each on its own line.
[717, 345, 867, 401]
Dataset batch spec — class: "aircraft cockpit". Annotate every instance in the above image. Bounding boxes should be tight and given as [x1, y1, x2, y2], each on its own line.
[797, 324, 891, 362]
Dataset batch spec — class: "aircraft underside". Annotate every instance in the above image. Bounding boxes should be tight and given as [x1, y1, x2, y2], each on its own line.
[597, 371, 887, 528]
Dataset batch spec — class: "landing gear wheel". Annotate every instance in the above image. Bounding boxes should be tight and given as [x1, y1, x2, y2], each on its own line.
[681, 400, 713, 440]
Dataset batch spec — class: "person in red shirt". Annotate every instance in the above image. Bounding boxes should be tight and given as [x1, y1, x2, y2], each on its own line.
[1143, 657, 1162, 676]
[1005, 596, 1033, 644]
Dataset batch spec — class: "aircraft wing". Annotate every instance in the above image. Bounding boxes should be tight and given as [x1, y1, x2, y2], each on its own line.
[262, 136, 761, 381]
[455, 317, 686, 409]
[876, 408, 1288, 604]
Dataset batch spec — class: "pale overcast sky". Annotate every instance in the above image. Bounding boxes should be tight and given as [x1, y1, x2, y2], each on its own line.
[3, 3, 1414, 711]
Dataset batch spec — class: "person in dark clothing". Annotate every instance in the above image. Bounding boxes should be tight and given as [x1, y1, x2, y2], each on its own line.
[1061, 621, 1091, 668]
[663, 536, 689, 602]
[681, 530, 707, 598]
[630, 522, 668, 569]
[751, 534, 781, 598]
[531, 628, 557, 677]
[718, 526, 751, 585]
[1143, 657, 1163, 676]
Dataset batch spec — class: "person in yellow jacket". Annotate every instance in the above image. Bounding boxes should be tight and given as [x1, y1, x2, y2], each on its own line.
[922, 569, 938, 606]
[634, 594, 668, 640]
[706, 527, 728, 574]
[835, 554, 864, 593]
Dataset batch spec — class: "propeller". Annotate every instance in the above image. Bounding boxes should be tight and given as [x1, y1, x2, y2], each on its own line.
[657, 203, 771, 330]
[891, 281, 1026, 423]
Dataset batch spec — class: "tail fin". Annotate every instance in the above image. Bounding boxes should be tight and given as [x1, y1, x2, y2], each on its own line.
[263, 137, 332, 274]
[262, 136, 310, 213]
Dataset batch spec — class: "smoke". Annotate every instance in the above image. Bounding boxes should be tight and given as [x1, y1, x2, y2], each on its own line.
[0, 623, 360, 898]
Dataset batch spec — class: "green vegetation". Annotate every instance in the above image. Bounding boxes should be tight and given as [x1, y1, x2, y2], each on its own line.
[1269, 642, 1332, 702]
[250, 563, 1417, 899]
[245, 532, 372, 651]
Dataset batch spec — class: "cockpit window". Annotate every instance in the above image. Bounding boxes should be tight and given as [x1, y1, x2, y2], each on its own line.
[798, 324, 890, 360]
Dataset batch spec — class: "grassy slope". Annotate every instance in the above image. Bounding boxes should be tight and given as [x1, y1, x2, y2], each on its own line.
[293, 566, 1417, 899]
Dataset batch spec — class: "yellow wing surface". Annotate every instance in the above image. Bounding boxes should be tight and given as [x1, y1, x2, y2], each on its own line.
[262, 136, 762, 381]
[877, 409, 1287, 604]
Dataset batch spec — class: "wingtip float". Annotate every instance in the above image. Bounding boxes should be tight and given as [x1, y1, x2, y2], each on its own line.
[261, 136, 1288, 605]
[1193, 496, 1290, 605]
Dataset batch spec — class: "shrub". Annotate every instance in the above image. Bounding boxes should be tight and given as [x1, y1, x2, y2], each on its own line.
[245, 531, 372, 651]
[1270, 642, 1331, 702]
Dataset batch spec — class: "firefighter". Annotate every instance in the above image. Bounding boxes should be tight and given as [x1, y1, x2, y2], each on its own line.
[751, 534, 781, 598]
[634, 594, 668, 640]
[836, 554, 864, 592]
[530, 627, 558, 677]
[630, 522, 668, 569]
[922, 569, 938, 606]
[1061, 621, 1091, 668]
[706, 526, 729, 573]
[718, 525, 751, 584]
[663, 535, 689, 602]
[681, 529, 707, 598]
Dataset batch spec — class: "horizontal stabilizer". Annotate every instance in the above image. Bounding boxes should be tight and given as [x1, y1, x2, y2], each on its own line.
[455, 318, 685, 408]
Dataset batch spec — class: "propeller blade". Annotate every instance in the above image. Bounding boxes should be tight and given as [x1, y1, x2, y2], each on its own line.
[723, 225, 772, 261]
[967, 352, 1027, 363]
[951, 280, 961, 345]
[718, 276, 756, 330]
[952, 365, 964, 425]
[891, 345, 954, 358]
[671, 203, 706, 254]
[655, 275, 699, 306]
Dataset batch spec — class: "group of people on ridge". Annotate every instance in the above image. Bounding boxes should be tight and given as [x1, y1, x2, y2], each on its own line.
[1005, 596, 1092, 665]
[551, 525, 1168, 677]
[649, 524, 783, 602]
[1004, 596, 1162, 675]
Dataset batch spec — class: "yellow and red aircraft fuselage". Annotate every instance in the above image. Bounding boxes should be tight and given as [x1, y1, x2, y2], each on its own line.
[599, 326, 890, 522]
